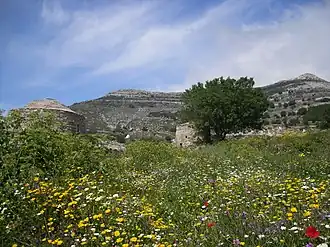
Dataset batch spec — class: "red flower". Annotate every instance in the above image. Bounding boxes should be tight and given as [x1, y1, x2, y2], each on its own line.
[207, 222, 216, 228]
[305, 226, 320, 238]
[203, 201, 209, 207]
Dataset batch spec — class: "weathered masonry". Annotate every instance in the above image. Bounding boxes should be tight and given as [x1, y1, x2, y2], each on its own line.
[175, 122, 201, 148]
[15, 98, 86, 133]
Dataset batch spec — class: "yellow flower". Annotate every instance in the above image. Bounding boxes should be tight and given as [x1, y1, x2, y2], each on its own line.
[68, 201, 77, 206]
[116, 238, 123, 243]
[105, 209, 111, 214]
[303, 211, 311, 217]
[287, 212, 293, 217]
[290, 207, 297, 213]
[12, 244, 18, 247]
[122, 244, 129, 247]
[56, 240, 63, 246]
[240, 242, 245, 246]
[114, 231, 120, 237]
[116, 217, 124, 223]
[280, 239, 285, 243]
[33, 177, 39, 182]
[130, 237, 138, 242]
[93, 213, 103, 220]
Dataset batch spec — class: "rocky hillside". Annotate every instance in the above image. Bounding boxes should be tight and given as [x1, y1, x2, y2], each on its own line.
[70, 73, 330, 137]
[70, 89, 182, 139]
[261, 73, 330, 126]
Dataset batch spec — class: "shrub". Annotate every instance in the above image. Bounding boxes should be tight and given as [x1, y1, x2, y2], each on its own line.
[297, 107, 308, 115]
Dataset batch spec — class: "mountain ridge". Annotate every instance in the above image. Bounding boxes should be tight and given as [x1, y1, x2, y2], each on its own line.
[70, 73, 330, 138]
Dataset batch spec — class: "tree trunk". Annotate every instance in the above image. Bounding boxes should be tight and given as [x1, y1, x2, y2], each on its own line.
[202, 126, 212, 144]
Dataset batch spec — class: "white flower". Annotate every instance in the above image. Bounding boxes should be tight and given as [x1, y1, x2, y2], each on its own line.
[95, 196, 104, 202]
[316, 244, 328, 247]
[289, 227, 298, 231]
[280, 226, 286, 230]
[325, 225, 330, 229]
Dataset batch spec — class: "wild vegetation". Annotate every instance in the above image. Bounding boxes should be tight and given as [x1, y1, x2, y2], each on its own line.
[1, 110, 330, 247]
[181, 77, 269, 143]
[303, 104, 330, 129]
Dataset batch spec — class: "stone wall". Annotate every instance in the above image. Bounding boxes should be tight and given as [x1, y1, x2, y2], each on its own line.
[175, 122, 200, 147]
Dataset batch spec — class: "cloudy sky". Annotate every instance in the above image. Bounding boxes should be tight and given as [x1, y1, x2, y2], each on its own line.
[1, 0, 330, 111]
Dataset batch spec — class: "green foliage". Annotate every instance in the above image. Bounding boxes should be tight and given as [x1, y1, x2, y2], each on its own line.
[271, 119, 281, 124]
[297, 107, 308, 115]
[288, 118, 300, 126]
[0, 110, 108, 184]
[181, 76, 268, 142]
[303, 103, 330, 122]
[288, 100, 296, 106]
[317, 107, 330, 129]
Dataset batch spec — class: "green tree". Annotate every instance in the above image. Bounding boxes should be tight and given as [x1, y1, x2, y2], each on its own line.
[181, 76, 268, 142]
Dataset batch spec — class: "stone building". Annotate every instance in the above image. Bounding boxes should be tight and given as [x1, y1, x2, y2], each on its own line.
[15, 98, 86, 133]
[175, 122, 201, 147]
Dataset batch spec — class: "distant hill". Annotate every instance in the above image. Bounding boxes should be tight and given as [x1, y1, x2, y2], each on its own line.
[70, 73, 330, 138]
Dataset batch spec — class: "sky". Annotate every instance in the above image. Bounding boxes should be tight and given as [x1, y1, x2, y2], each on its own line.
[1, 0, 330, 111]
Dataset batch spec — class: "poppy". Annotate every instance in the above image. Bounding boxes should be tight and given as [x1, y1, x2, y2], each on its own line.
[203, 201, 209, 207]
[305, 226, 320, 238]
[207, 222, 216, 228]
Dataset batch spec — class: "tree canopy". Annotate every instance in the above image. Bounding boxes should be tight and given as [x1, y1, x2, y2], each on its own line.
[180, 76, 269, 142]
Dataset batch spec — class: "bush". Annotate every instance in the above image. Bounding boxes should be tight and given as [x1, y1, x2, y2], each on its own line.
[271, 119, 281, 124]
[0, 111, 108, 184]
[297, 107, 308, 115]
[288, 100, 296, 106]
[288, 118, 300, 126]
[116, 134, 126, 143]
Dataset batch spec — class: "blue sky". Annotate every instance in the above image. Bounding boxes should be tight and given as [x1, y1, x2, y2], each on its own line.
[1, 0, 330, 111]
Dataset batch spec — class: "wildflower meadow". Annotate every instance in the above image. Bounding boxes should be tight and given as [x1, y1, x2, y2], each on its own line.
[1, 112, 330, 247]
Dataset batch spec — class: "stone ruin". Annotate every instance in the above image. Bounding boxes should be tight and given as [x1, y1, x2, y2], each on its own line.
[175, 122, 201, 148]
[14, 98, 86, 133]
[175, 122, 308, 147]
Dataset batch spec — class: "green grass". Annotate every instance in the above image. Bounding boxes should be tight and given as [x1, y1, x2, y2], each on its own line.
[1, 125, 330, 246]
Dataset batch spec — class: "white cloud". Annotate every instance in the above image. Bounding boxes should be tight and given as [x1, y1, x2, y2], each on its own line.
[41, 0, 69, 25]
[15, 0, 330, 90]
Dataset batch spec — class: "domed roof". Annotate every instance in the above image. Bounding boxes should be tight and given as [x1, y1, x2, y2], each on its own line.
[24, 98, 76, 113]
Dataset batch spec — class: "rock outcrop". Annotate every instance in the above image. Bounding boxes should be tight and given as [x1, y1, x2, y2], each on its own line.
[70, 89, 182, 138]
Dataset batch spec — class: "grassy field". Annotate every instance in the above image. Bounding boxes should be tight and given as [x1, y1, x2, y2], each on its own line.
[1, 116, 330, 246]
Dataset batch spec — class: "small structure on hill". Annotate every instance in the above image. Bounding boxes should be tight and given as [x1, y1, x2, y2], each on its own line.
[15, 98, 86, 133]
[175, 122, 201, 147]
